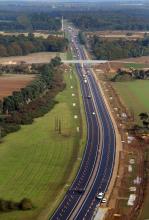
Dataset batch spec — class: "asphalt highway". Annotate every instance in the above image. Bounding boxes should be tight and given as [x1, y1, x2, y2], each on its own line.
[50, 26, 116, 220]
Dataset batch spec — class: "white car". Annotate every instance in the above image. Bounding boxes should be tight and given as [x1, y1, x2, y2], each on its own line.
[96, 192, 104, 199]
[92, 112, 95, 115]
[84, 79, 87, 83]
[102, 198, 107, 203]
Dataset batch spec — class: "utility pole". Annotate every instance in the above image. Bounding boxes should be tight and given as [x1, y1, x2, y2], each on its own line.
[55, 117, 58, 132]
[58, 119, 61, 134]
[55, 117, 62, 134]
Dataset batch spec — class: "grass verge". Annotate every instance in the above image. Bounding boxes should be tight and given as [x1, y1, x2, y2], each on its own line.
[0, 66, 86, 220]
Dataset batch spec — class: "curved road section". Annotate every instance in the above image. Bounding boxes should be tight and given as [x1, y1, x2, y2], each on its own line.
[50, 26, 116, 220]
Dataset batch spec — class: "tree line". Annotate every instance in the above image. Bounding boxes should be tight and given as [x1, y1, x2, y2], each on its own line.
[0, 57, 65, 137]
[1, 57, 61, 114]
[0, 34, 68, 57]
[112, 68, 149, 82]
[90, 35, 149, 60]
[0, 63, 36, 75]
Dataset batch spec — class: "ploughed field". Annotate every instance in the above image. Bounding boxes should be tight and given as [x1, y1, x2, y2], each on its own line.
[0, 74, 35, 100]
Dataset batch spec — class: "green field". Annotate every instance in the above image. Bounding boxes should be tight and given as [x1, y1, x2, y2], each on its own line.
[124, 63, 149, 69]
[113, 80, 149, 122]
[0, 67, 86, 220]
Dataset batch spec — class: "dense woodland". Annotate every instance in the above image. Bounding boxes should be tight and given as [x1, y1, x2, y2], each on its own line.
[0, 34, 68, 57]
[90, 36, 149, 60]
[0, 12, 61, 32]
[0, 57, 65, 137]
[67, 9, 149, 31]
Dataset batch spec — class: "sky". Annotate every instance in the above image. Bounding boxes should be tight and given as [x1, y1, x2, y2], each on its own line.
[0, 0, 145, 3]
[0, 0, 142, 1]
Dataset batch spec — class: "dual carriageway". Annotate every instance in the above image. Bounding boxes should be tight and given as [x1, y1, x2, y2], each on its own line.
[51, 26, 116, 220]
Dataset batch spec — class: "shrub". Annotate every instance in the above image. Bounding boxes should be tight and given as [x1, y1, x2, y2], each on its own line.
[19, 198, 33, 211]
[0, 198, 33, 212]
[0, 199, 9, 212]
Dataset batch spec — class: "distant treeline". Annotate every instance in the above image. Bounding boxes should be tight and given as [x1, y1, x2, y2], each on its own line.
[0, 57, 65, 137]
[67, 10, 149, 31]
[0, 12, 61, 32]
[90, 36, 149, 60]
[2, 9, 149, 32]
[0, 34, 68, 57]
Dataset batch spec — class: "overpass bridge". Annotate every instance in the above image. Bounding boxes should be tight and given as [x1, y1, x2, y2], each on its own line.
[62, 60, 108, 67]
[62, 60, 108, 64]
[62, 59, 135, 67]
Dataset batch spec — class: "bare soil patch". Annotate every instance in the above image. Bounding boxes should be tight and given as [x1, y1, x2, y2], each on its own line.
[94, 56, 149, 78]
[113, 56, 149, 64]
[0, 74, 35, 100]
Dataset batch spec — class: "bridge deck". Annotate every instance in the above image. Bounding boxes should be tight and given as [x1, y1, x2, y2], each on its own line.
[62, 60, 108, 64]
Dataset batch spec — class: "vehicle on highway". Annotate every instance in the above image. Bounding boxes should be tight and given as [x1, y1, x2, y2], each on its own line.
[84, 79, 87, 83]
[76, 189, 85, 194]
[101, 198, 107, 203]
[87, 95, 91, 99]
[96, 192, 104, 199]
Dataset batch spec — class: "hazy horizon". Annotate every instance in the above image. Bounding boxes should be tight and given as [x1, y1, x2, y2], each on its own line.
[0, 0, 145, 2]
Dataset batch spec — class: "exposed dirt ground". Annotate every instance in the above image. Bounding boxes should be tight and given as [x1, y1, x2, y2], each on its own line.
[114, 56, 149, 64]
[94, 57, 149, 77]
[0, 74, 35, 100]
